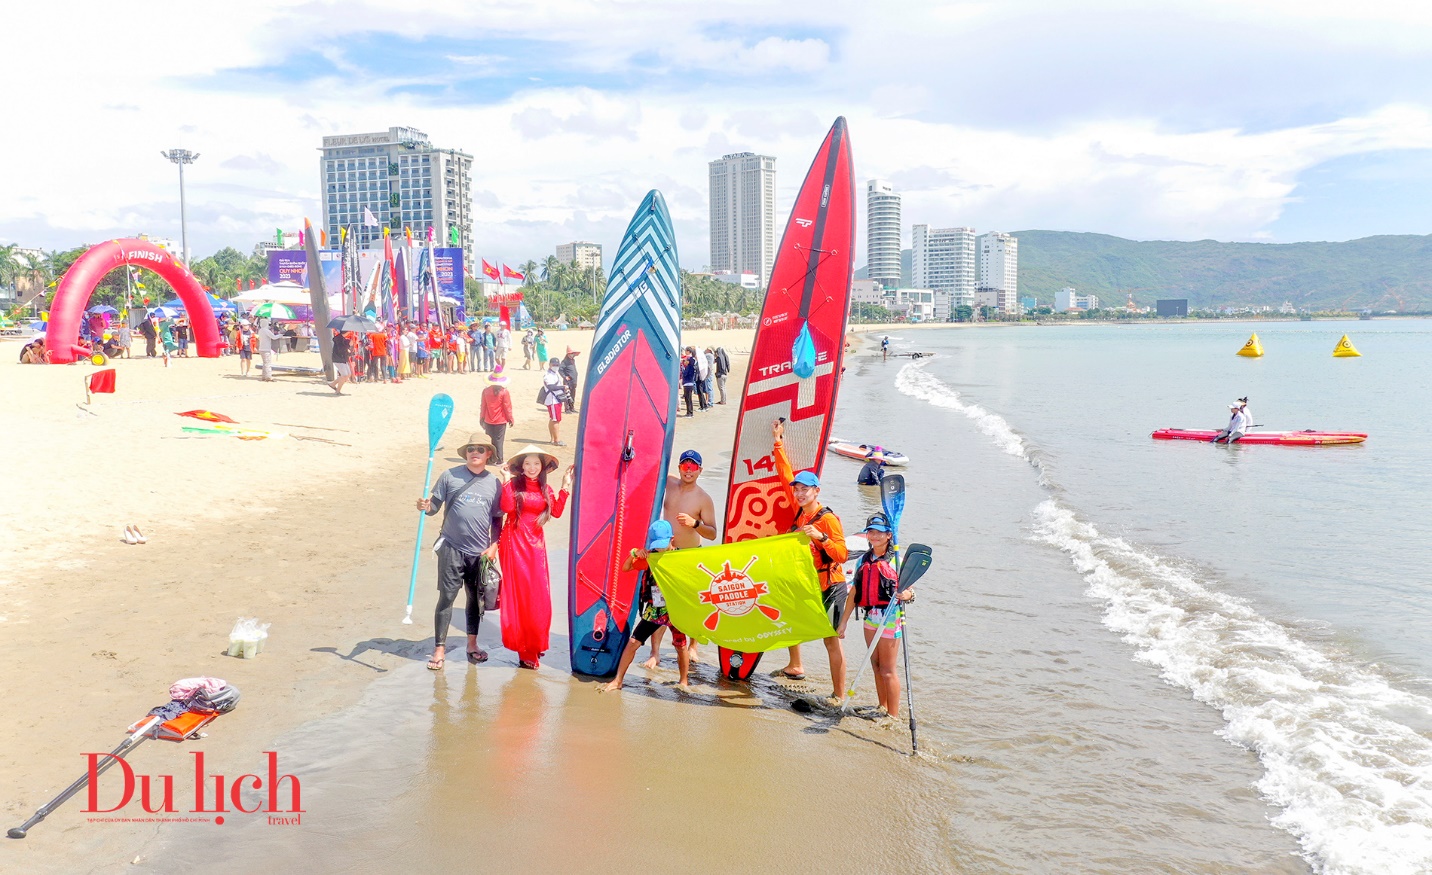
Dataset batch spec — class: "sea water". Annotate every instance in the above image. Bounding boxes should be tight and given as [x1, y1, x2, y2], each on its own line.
[867, 319, 1432, 874]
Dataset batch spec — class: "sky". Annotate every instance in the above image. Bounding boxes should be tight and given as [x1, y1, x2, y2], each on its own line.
[4, 0, 1432, 271]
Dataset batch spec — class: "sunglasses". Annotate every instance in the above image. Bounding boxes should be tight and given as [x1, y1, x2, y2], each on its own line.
[679, 462, 702, 471]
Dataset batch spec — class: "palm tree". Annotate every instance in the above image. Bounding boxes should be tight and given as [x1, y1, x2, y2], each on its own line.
[520, 259, 539, 286]
[541, 255, 560, 283]
[0, 243, 20, 292]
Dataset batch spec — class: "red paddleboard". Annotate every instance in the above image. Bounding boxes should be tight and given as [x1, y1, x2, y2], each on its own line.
[1152, 428, 1367, 446]
[719, 117, 855, 681]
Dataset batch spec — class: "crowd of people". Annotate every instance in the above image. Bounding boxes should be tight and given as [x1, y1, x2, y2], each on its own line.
[679, 345, 731, 416]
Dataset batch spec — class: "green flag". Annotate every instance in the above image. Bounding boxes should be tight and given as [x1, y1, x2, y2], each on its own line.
[448, 225, 460, 246]
[647, 533, 834, 651]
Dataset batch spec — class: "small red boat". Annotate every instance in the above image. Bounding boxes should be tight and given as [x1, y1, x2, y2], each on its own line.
[1152, 428, 1367, 446]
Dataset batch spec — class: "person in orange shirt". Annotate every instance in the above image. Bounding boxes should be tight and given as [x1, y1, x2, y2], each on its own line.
[770, 418, 849, 703]
[367, 328, 389, 383]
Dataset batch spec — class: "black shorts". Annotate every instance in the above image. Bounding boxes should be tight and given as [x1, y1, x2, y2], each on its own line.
[822, 582, 851, 632]
[436, 542, 485, 597]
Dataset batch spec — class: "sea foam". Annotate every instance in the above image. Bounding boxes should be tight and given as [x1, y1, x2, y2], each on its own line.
[896, 358, 1432, 875]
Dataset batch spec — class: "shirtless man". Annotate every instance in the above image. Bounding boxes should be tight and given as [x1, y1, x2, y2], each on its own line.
[648, 449, 717, 666]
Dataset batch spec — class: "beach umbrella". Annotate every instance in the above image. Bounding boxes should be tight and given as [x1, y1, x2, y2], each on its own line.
[86, 305, 119, 315]
[148, 306, 179, 319]
[327, 314, 380, 333]
[252, 302, 295, 320]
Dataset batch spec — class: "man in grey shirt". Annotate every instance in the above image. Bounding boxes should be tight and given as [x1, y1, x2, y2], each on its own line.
[415, 433, 505, 670]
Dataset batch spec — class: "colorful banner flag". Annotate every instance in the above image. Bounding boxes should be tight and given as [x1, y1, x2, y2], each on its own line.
[646, 533, 834, 651]
[502, 264, 525, 281]
[481, 259, 500, 281]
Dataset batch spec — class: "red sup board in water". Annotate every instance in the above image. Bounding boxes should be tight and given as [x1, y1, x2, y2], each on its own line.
[719, 117, 855, 681]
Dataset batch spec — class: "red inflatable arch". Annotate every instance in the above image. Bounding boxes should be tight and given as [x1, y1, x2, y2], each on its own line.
[46, 238, 221, 364]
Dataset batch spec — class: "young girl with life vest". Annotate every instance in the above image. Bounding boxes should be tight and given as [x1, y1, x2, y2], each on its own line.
[847, 513, 916, 717]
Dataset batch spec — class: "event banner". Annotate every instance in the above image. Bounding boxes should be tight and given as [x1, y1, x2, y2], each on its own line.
[266, 250, 342, 288]
[647, 533, 834, 651]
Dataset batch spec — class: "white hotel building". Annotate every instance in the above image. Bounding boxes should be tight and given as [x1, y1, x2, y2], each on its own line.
[977, 232, 1019, 314]
[912, 224, 977, 317]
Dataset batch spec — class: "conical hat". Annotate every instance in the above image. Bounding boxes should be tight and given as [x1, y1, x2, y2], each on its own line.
[507, 444, 560, 475]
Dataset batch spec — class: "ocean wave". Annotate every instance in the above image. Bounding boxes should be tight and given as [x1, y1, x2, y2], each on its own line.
[894, 359, 1030, 462]
[1032, 499, 1432, 875]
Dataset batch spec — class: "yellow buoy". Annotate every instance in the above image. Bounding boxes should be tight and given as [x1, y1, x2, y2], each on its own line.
[1333, 335, 1361, 357]
[1237, 332, 1264, 357]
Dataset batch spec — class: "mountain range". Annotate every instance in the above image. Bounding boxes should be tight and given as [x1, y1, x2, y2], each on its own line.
[1011, 230, 1432, 312]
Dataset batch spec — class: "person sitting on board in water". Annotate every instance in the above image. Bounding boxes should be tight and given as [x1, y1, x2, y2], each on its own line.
[771, 419, 850, 704]
[415, 434, 505, 671]
[1211, 400, 1250, 444]
[647, 449, 717, 667]
[600, 521, 692, 693]
[846, 512, 917, 717]
[857, 446, 887, 486]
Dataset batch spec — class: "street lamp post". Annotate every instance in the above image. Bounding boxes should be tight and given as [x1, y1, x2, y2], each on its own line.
[160, 149, 200, 266]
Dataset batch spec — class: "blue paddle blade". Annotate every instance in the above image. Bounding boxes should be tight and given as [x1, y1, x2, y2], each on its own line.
[792, 321, 817, 379]
[427, 394, 455, 452]
[881, 473, 906, 530]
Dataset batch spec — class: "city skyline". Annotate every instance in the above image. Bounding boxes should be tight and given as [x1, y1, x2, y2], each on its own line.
[6, 3, 1432, 271]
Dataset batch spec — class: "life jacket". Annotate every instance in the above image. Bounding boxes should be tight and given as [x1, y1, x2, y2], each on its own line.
[788, 507, 839, 583]
[854, 550, 899, 609]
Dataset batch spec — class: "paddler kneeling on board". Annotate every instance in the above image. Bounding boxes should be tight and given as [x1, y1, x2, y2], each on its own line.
[1211, 399, 1250, 444]
[771, 419, 850, 706]
[601, 521, 692, 693]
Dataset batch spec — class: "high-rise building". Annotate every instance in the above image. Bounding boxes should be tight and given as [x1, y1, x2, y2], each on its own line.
[709, 152, 777, 286]
[977, 232, 1019, 313]
[556, 242, 602, 271]
[912, 224, 976, 316]
[320, 126, 473, 267]
[866, 180, 902, 290]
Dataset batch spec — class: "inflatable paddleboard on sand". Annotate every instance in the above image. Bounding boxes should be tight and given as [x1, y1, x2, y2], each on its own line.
[568, 191, 682, 677]
[719, 117, 855, 681]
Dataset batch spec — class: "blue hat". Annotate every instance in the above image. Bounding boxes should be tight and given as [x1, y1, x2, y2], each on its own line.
[646, 520, 674, 550]
[791, 470, 820, 488]
[679, 449, 703, 467]
[864, 513, 892, 533]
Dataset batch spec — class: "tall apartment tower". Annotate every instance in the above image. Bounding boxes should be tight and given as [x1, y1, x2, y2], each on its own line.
[912, 224, 977, 316]
[320, 126, 473, 267]
[709, 152, 777, 286]
[866, 180, 902, 290]
[977, 232, 1019, 314]
[556, 242, 602, 271]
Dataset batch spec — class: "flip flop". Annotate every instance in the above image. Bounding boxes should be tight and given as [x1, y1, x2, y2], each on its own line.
[426, 656, 444, 671]
[467, 649, 488, 665]
[770, 668, 806, 681]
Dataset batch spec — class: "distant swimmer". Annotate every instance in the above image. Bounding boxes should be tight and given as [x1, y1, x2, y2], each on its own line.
[1211, 399, 1250, 444]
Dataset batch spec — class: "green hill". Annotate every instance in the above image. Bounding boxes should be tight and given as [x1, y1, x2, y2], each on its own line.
[1012, 230, 1432, 312]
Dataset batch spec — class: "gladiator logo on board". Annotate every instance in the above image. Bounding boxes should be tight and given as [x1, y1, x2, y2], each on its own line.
[696, 558, 781, 631]
[595, 326, 633, 377]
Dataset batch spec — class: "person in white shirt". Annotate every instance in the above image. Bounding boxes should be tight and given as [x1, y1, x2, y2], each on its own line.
[694, 344, 711, 410]
[256, 319, 282, 382]
[1212, 400, 1250, 444]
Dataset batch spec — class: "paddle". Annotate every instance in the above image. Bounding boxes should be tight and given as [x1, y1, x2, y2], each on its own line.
[404, 394, 455, 624]
[840, 544, 932, 713]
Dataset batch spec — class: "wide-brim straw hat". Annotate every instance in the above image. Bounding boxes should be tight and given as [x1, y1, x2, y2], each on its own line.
[507, 444, 560, 475]
[456, 433, 497, 458]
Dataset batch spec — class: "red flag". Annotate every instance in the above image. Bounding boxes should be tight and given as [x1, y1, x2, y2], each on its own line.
[87, 369, 116, 395]
[502, 264, 525, 281]
[481, 259, 500, 281]
[235, 277, 241, 290]
[320, 229, 328, 247]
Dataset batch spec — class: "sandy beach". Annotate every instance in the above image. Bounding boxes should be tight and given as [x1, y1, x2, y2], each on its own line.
[0, 327, 781, 871]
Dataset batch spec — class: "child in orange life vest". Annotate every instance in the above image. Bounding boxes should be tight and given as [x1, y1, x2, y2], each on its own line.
[600, 521, 692, 692]
[847, 512, 916, 717]
[770, 419, 849, 703]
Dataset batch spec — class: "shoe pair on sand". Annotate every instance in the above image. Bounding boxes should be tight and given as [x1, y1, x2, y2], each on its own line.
[121, 525, 148, 545]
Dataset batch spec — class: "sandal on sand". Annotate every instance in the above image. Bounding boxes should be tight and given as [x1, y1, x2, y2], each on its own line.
[426, 656, 444, 671]
[467, 649, 488, 665]
[770, 668, 806, 681]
